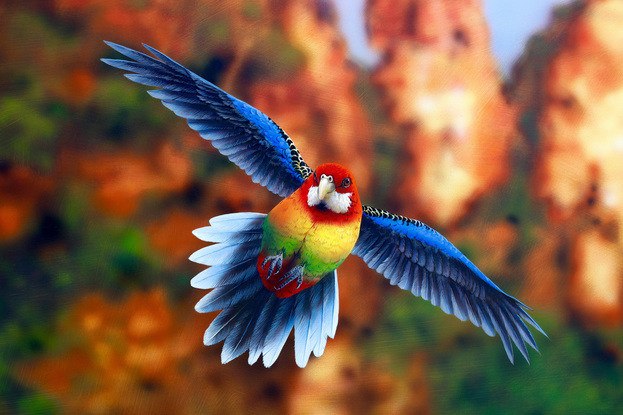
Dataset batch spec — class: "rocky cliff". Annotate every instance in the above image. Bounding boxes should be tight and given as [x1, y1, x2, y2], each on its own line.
[368, 0, 515, 226]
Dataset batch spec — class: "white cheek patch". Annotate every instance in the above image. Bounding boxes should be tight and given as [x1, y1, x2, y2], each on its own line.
[307, 185, 321, 207]
[326, 191, 352, 213]
[307, 185, 352, 214]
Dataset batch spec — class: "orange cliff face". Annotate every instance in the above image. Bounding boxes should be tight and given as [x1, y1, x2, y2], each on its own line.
[536, 0, 623, 223]
[533, 0, 623, 325]
[511, 0, 623, 325]
[367, 0, 516, 226]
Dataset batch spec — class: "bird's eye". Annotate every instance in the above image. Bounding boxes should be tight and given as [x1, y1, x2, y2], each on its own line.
[341, 177, 351, 187]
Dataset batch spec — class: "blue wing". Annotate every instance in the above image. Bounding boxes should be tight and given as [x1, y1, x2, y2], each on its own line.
[353, 206, 547, 363]
[190, 212, 338, 368]
[102, 42, 312, 197]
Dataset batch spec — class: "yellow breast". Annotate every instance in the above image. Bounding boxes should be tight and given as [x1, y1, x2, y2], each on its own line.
[302, 219, 361, 268]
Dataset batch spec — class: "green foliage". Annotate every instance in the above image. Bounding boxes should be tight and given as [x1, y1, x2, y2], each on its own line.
[191, 150, 237, 181]
[40, 218, 163, 295]
[247, 28, 306, 81]
[85, 76, 175, 146]
[429, 319, 622, 415]
[367, 294, 623, 415]
[17, 393, 59, 415]
[552, 0, 586, 20]
[5, 10, 80, 54]
[242, 1, 263, 20]
[475, 141, 546, 252]
[365, 291, 470, 373]
[0, 96, 60, 170]
[0, 10, 80, 171]
[519, 110, 540, 146]
[0, 318, 59, 414]
[193, 19, 231, 51]
[128, 0, 150, 9]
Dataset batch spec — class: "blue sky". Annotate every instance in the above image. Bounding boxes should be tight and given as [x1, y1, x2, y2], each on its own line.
[333, 0, 572, 76]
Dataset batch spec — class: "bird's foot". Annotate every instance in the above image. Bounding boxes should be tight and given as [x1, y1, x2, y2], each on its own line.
[261, 253, 283, 280]
[276, 266, 304, 290]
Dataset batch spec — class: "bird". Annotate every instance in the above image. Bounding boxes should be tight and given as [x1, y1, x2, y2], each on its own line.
[102, 41, 546, 368]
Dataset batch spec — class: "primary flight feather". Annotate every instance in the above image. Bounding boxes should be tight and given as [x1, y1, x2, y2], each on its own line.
[103, 41, 546, 368]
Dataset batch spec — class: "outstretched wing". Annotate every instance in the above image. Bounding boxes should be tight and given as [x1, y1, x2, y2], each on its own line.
[353, 206, 547, 363]
[102, 42, 312, 198]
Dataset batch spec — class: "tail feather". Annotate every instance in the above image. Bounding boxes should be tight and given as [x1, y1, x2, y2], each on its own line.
[208, 212, 267, 228]
[262, 297, 297, 367]
[193, 229, 264, 244]
[294, 291, 313, 368]
[203, 302, 248, 346]
[310, 279, 325, 357]
[189, 241, 259, 265]
[328, 273, 339, 338]
[306, 284, 324, 357]
[191, 212, 340, 368]
[222, 300, 263, 364]
[190, 258, 257, 289]
[194, 278, 260, 313]
[313, 273, 339, 357]
[248, 294, 280, 365]
[313, 333, 328, 358]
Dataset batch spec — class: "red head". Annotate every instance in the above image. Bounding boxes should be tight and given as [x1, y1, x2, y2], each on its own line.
[305, 163, 361, 217]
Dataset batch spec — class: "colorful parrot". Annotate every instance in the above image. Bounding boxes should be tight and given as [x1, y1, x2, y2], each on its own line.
[103, 42, 546, 368]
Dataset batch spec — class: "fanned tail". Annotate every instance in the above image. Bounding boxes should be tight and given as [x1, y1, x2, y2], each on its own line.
[190, 212, 339, 368]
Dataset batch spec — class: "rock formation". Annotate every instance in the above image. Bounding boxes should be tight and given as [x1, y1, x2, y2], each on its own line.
[513, 0, 623, 325]
[367, 0, 515, 226]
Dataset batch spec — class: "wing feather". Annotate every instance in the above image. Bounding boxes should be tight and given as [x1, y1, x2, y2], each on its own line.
[103, 42, 312, 197]
[353, 206, 546, 363]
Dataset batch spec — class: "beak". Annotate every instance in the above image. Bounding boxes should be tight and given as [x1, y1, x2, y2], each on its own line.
[318, 176, 335, 201]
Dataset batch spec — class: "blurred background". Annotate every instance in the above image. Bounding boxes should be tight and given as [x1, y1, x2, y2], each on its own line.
[1, 0, 622, 413]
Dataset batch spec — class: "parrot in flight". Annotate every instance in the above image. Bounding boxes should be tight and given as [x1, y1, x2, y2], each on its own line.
[102, 42, 546, 368]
